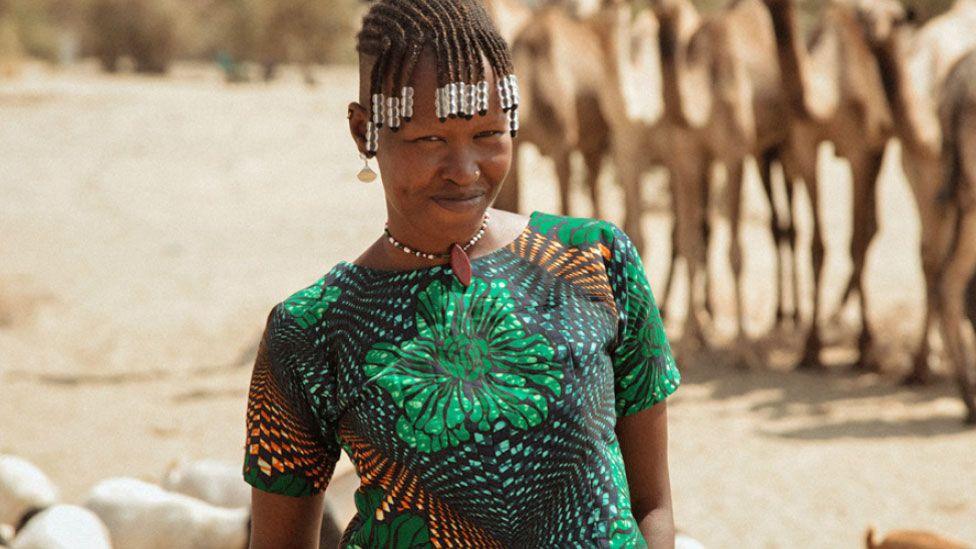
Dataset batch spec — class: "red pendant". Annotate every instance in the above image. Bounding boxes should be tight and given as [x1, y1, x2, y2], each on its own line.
[450, 243, 472, 287]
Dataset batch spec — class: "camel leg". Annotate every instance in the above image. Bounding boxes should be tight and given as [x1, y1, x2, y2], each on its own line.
[847, 150, 885, 371]
[903, 253, 940, 385]
[758, 149, 788, 329]
[778, 156, 802, 326]
[660, 220, 679, 321]
[967, 272, 976, 338]
[968, 272, 976, 392]
[675, 153, 709, 349]
[494, 141, 522, 213]
[614, 129, 646, 254]
[902, 159, 954, 385]
[663, 146, 707, 352]
[701, 164, 714, 320]
[581, 145, 604, 219]
[937, 210, 976, 424]
[797, 157, 826, 370]
[555, 152, 573, 216]
[905, 303, 935, 385]
[727, 159, 760, 369]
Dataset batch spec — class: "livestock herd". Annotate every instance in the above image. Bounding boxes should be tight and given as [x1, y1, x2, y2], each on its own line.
[488, 0, 976, 425]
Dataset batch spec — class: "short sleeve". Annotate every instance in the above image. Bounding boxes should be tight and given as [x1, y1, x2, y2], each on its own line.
[242, 304, 341, 497]
[605, 223, 681, 418]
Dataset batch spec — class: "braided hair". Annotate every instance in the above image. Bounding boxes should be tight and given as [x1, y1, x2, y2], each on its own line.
[356, 0, 520, 157]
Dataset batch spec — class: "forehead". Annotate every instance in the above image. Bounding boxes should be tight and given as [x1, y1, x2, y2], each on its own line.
[357, 47, 501, 107]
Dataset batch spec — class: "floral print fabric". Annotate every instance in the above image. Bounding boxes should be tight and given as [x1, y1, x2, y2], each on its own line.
[242, 210, 681, 547]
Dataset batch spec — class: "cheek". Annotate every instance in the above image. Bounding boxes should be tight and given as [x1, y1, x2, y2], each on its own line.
[376, 140, 439, 188]
[482, 139, 513, 181]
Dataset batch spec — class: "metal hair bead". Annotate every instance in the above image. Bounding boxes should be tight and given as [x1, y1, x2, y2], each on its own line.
[386, 96, 401, 131]
[448, 82, 459, 118]
[477, 80, 489, 114]
[458, 82, 468, 117]
[464, 84, 478, 118]
[366, 121, 378, 155]
[401, 86, 414, 120]
[509, 75, 520, 109]
[371, 93, 385, 128]
[508, 107, 519, 137]
[497, 78, 510, 111]
[508, 74, 518, 108]
[435, 86, 447, 121]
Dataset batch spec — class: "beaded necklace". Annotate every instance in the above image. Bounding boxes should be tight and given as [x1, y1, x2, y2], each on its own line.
[383, 212, 490, 287]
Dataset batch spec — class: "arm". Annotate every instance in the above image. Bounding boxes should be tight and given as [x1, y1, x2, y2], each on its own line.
[603, 221, 681, 547]
[615, 400, 674, 549]
[243, 301, 342, 549]
[249, 489, 326, 549]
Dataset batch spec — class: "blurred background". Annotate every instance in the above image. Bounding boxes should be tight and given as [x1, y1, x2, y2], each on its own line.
[0, 0, 959, 76]
[2, 0, 975, 548]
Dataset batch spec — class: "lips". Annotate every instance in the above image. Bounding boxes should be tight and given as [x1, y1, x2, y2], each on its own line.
[432, 192, 486, 212]
[434, 192, 485, 200]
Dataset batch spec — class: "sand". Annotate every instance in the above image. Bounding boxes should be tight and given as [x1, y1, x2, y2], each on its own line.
[1, 61, 973, 548]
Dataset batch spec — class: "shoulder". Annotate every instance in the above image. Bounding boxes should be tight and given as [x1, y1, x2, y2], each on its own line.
[265, 267, 346, 340]
[527, 210, 631, 258]
[281, 270, 344, 328]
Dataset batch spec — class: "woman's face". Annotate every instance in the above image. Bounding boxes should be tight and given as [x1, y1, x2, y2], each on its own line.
[349, 49, 513, 236]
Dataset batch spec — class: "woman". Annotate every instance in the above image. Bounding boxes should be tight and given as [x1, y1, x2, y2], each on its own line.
[242, 0, 681, 546]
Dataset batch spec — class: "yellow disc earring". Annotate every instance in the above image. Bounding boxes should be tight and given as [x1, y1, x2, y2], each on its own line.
[357, 153, 377, 183]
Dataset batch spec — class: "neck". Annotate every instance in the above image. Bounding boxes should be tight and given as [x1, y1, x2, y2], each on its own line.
[384, 208, 489, 260]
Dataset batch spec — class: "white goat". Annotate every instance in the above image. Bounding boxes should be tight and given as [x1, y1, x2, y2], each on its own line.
[7, 504, 111, 549]
[676, 532, 707, 549]
[0, 455, 58, 530]
[160, 456, 348, 548]
[162, 458, 251, 510]
[83, 477, 249, 549]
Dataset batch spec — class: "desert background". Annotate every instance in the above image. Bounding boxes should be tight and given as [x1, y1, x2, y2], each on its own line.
[1, 0, 975, 547]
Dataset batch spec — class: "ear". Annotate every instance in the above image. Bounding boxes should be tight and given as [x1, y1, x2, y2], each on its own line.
[348, 101, 370, 157]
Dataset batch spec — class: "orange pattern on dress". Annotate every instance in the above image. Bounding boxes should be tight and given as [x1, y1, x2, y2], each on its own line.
[510, 231, 616, 313]
[244, 336, 336, 492]
[339, 423, 504, 548]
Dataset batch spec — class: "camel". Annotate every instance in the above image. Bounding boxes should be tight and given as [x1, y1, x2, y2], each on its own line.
[763, 0, 902, 370]
[858, 0, 976, 385]
[496, 0, 666, 259]
[933, 48, 976, 424]
[483, 0, 533, 45]
[502, 5, 614, 220]
[652, 0, 794, 363]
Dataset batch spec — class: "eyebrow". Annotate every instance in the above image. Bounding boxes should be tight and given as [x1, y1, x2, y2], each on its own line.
[401, 116, 508, 133]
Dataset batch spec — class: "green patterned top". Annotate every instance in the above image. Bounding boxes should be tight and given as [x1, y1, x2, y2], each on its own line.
[242, 210, 681, 547]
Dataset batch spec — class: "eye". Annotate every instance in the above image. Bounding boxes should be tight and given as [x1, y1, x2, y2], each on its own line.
[407, 135, 444, 144]
[476, 130, 505, 139]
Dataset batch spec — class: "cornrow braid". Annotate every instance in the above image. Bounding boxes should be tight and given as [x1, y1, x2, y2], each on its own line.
[355, 0, 520, 156]
[453, 1, 482, 119]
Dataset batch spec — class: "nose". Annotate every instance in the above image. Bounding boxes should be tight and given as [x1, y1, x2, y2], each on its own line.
[440, 147, 482, 186]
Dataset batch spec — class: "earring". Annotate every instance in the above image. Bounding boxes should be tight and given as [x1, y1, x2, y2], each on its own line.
[357, 153, 377, 183]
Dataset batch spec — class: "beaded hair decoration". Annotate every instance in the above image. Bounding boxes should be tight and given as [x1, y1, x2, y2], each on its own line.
[356, 0, 520, 158]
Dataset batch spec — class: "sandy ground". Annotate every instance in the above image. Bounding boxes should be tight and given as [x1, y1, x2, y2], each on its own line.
[1, 61, 974, 548]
